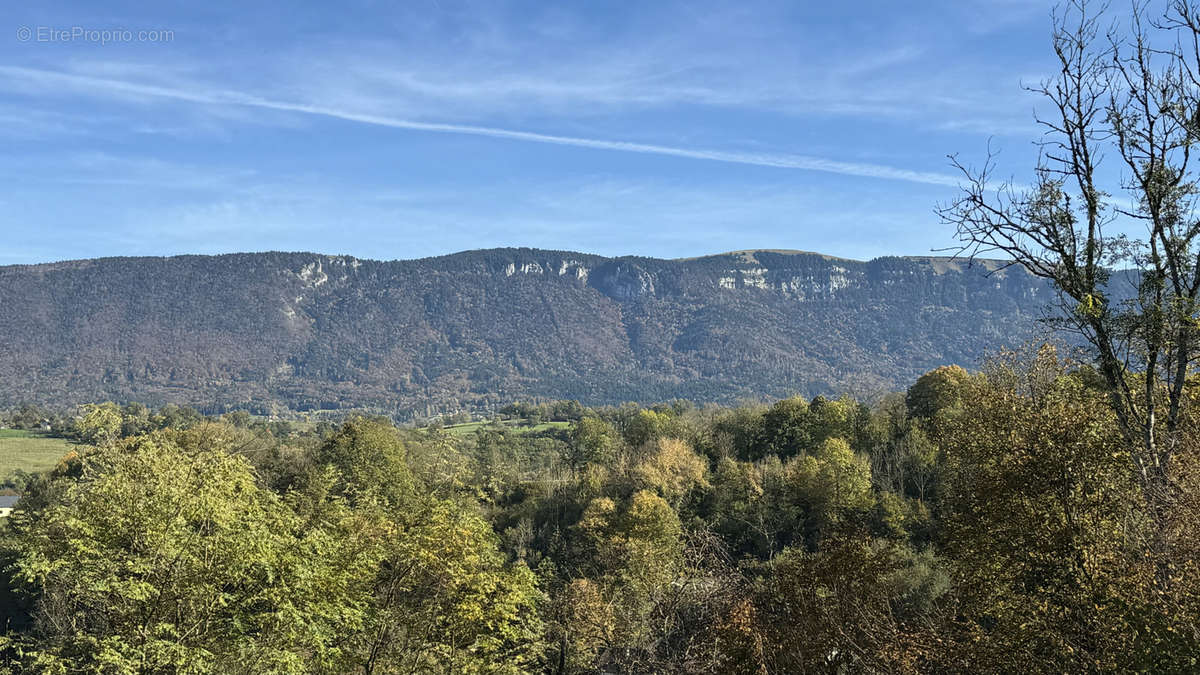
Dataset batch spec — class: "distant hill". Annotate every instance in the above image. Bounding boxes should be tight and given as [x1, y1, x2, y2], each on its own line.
[0, 248, 1057, 417]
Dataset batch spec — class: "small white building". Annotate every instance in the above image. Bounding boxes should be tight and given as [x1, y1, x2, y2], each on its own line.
[0, 495, 19, 518]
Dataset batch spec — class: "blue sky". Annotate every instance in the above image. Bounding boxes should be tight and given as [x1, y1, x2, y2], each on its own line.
[1, 0, 1060, 265]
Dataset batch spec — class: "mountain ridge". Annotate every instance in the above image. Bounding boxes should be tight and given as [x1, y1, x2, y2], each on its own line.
[4, 247, 1005, 269]
[0, 247, 1055, 417]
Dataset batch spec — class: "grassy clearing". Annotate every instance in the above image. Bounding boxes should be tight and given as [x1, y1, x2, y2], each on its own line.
[0, 429, 36, 438]
[0, 431, 77, 476]
[441, 420, 569, 436]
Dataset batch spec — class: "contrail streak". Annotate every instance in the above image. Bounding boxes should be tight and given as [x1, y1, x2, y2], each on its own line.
[0, 65, 962, 187]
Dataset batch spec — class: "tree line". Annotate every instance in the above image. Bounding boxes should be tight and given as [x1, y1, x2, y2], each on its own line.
[0, 344, 1197, 673]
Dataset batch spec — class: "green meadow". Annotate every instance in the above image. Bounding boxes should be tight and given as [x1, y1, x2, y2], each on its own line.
[0, 429, 76, 475]
[440, 420, 569, 436]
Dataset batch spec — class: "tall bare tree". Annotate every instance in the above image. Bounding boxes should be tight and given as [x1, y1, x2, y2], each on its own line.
[938, 0, 1200, 571]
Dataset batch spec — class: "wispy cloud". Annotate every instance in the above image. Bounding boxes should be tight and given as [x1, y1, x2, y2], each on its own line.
[0, 65, 962, 187]
[257, 18, 1028, 127]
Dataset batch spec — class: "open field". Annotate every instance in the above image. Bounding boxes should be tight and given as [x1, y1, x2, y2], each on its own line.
[441, 420, 570, 436]
[0, 429, 32, 438]
[0, 430, 77, 475]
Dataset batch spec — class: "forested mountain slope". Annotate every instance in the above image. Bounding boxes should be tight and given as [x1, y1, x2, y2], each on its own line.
[0, 248, 1056, 415]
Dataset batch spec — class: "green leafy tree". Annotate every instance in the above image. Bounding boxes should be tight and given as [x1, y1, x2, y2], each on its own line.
[631, 437, 710, 507]
[905, 365, 969, 422]
[313, 418, 545, 674]
[812, 437, 873, 516]
[1, 432, 360, 674]
[348, 498, 545, 675]
[565, 417, 618, 472]
[317, 417, 417, 508]
[704, 406, 763, 463]
[761, 396, 812, 459]
[806, 396, 855, 448]
[566, 490, 685, 669]
[73, 402, 123, 446]
[151, 404, 204, 431]
[623, 409, 672, 449]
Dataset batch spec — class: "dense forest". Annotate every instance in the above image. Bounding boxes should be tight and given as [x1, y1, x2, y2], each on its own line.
[1, 345, 1197, 673]
[0, 249, 1053, 416]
